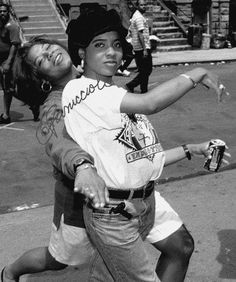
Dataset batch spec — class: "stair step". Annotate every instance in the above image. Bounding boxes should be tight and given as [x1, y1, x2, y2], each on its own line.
[145, 10, 168, 17]
[14, 7, 54, 12]
[11, 3, 50, 8]
[153, 21, 175, 27]
[21, 21, 60, 28]
[16, 10, 55, 16]
[23, 26, 65, 34]
[24, 33, 67, 40]
[157, 38, 188, 46]
[156, 45, 192, 52]
[157, 32, 184, 39]
[11, 0, 49, 3]
[153, 15, 171, 22]
[152, 26, 179, 34]
[18, 15, 58, 22]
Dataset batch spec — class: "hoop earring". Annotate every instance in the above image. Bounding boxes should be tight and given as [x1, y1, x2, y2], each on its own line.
[41, 80, 52, 93]
[80, 59, 84, 68]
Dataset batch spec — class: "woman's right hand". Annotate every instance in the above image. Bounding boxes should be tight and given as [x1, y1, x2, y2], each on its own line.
[185, 67, 230, 103]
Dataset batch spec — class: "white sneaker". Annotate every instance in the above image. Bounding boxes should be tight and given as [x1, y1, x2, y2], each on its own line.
[122, 70, 131, 77]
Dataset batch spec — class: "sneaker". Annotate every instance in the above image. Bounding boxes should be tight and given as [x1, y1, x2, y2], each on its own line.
[125, 84, 134, 93]
[0, 114, 11, 124]
[122, 70, 131, 77]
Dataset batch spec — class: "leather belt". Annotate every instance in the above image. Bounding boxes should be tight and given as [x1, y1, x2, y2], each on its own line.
[108, 181, 154, 200]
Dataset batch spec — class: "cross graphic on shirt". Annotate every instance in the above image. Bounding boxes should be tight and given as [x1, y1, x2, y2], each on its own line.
[138, 133, 150, 146]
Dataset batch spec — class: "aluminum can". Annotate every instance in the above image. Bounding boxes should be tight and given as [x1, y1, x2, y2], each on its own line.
[204, 139, 225, 172]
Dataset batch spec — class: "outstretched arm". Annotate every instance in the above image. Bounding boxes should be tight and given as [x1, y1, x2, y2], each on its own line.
[121, 67, 229, 115]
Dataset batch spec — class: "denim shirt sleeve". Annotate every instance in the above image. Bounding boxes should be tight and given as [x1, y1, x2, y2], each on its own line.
[40, 90, 94, 180]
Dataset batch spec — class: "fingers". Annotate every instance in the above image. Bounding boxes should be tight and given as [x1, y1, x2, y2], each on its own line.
[224, 152, 231, 158]
[74, 182, 109, 208]
[74, 185, 104, 208]
[201, 72, 230, 102]
[222, 159, 230, 165]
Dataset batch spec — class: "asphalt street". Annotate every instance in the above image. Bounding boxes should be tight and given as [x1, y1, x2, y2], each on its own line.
[0, 61, 236, 281]
[2, 61, 236, 213]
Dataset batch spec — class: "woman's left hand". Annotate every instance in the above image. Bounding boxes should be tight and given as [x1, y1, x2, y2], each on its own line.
[188, 141, 231, 168]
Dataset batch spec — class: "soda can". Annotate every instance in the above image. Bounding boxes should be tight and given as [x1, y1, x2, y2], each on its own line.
[204, 139, 225, 172]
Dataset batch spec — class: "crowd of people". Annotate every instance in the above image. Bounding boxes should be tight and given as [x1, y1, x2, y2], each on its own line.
[1, 1, 231, 282]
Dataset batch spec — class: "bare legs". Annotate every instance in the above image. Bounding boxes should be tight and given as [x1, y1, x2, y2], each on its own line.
[3, 247, 67, 281]
[152, 225, 194, 282]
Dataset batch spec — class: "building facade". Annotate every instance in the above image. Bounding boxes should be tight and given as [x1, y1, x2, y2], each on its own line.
[57, 0, 235, 44]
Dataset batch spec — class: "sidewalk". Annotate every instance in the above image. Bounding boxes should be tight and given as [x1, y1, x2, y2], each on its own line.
[128, 47, 236, 68]
[153, 47, 236, 66]
[1, 47, 236, 282]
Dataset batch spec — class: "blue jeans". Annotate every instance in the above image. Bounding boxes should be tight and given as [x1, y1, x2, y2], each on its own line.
[83, 191, 160, 282]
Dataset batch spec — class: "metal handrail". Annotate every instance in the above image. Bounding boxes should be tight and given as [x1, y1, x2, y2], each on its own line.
[52, 0, 68, 27]
[156, 0, 188, 36]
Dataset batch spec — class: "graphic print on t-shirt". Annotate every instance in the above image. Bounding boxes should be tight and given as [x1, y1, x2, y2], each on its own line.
[115, 114, 163, 163]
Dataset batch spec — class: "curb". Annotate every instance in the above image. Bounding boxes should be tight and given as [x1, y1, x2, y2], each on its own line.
[1, 164, 235, 216]
[158, 162, 236, 184]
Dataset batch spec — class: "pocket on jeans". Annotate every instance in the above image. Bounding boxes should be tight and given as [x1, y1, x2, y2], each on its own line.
[91, 211, 139, 246]
[92, 206, 127, 222]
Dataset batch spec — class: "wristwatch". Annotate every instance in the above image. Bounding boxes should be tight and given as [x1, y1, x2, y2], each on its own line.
[73, 158, 93, 173]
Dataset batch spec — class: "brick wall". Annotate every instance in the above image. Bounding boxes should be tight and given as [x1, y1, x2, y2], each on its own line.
[175, 0, 230, 36]
[211, 0, 230, 35]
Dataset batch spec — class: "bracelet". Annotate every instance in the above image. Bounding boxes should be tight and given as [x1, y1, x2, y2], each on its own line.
[75, 163, 96, 174]
[180, 74, 198, 88]
[182, 144, 191, 160]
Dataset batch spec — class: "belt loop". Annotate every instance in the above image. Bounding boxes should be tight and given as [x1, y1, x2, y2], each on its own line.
[127, 189, 134, 200]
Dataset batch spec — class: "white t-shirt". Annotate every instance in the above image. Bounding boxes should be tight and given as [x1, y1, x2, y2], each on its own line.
[62, 76, 165, 189]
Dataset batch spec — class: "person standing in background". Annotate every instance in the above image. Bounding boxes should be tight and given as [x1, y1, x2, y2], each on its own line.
[126, 0, 152, 93]
[0, 0, 20, 124]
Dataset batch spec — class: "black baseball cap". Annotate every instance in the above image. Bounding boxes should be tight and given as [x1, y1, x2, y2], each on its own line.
[71, 7, 128, 48]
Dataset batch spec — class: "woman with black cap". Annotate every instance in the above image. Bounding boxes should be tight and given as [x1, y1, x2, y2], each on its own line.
[62, 7, 229, 282]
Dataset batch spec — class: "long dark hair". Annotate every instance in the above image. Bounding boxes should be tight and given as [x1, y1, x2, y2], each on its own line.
[12, 35, 68, 107]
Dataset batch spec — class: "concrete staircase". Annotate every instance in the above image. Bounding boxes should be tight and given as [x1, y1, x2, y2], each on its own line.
[146, 2, 192, 52]
[10, 0, 67, 46]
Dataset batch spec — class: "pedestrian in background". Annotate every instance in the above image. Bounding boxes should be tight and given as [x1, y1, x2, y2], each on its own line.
[0, 0, 20, 124]
[126, 0, 152, 93]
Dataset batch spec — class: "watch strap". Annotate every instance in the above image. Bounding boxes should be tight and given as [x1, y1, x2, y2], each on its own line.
[182, 144, 191, 160]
